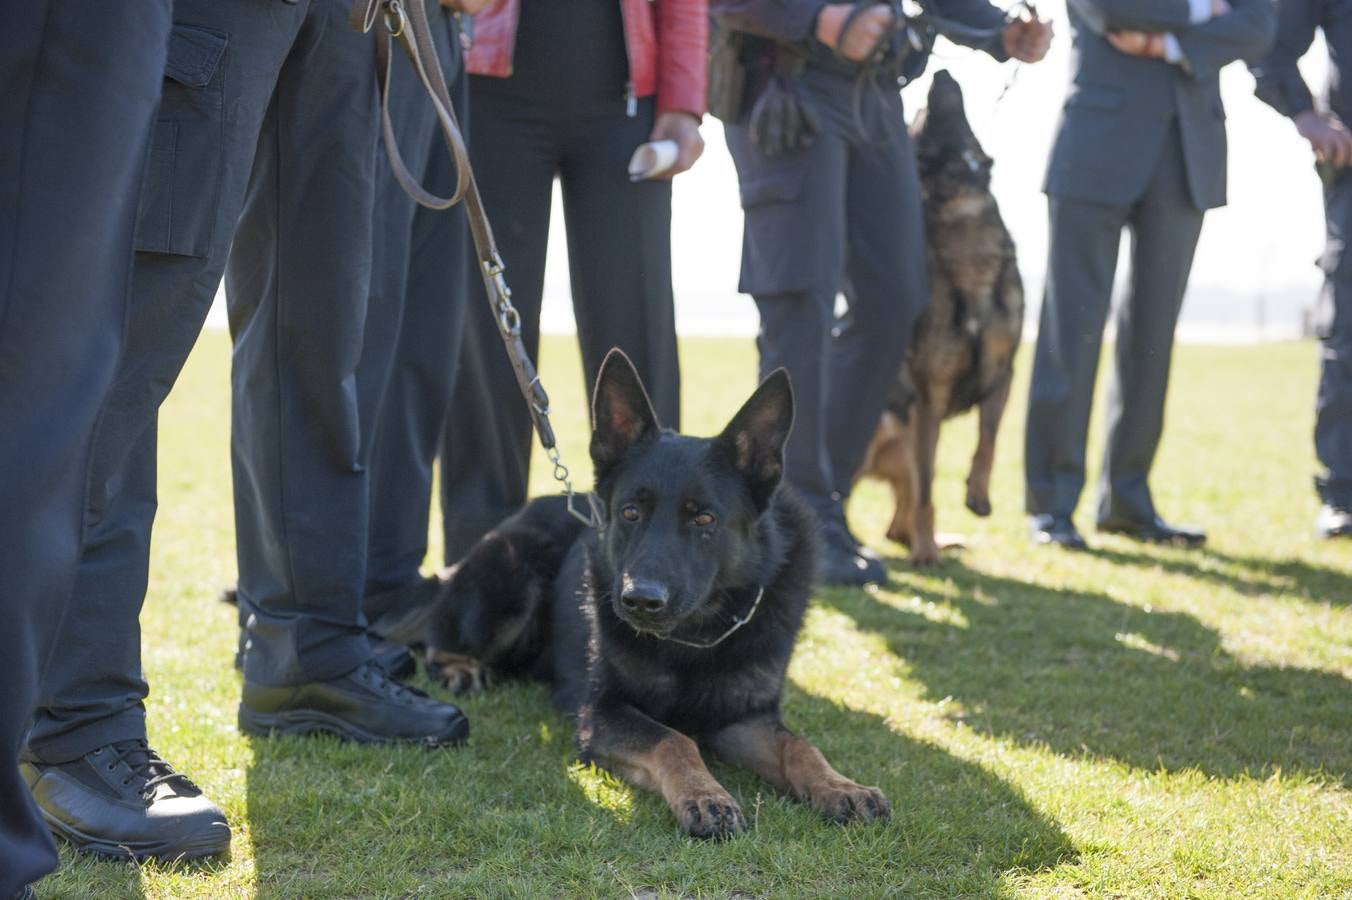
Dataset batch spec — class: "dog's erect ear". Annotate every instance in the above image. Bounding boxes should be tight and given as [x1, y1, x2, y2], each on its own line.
[591, 348, 661, 474]
[714, 369, 794, 512]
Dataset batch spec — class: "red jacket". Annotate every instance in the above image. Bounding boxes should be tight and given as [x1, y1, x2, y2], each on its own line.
[467, 0, 708, 118]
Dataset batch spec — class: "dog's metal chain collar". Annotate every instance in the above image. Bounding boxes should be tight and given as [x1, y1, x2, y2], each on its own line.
[654, 586, 766, 650]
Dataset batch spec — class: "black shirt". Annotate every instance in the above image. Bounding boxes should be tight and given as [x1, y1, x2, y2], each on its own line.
[474, 0, 631, 116]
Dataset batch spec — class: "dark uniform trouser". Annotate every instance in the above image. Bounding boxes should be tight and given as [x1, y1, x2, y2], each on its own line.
[0, 3, 169, 889]
[360, 9, 469, 604]
[25, 0, 379, 771]
[439, 90, 680, 562]
[1025, 119, 1205, 525]
[1316, 171, 1352, 509]
[724, 68, 928, 523]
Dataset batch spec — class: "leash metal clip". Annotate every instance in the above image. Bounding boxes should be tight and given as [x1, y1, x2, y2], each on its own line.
[382, 0, 405, 38]
[547, 446, 605, 531]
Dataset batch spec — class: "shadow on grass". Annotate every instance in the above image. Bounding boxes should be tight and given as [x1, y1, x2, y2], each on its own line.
[241, 683, 1075, 895]
[820, 562, 1352, 788]
[44, 851, 147, 899]
[45, 845, 231, 898]
[1088, 544, 1352, 606]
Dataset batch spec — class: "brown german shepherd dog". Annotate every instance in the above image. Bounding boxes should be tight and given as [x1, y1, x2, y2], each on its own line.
[425, 351, 889, 838]
[856, 70, 1024, 566]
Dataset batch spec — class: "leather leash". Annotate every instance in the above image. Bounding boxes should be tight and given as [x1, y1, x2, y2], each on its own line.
[350, 0, 603, 530]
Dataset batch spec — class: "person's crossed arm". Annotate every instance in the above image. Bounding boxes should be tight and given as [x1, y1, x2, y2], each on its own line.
[813, 2, 1052, 63]
[1099, 0, 1275, 80]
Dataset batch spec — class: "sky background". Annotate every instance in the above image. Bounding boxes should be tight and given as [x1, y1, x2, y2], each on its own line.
[207, 1, 1335, 343]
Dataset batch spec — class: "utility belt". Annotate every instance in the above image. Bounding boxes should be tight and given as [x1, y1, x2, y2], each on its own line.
[709, 21, 934, 157]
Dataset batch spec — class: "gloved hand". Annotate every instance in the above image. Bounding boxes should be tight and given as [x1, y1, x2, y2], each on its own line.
[748, 72, 822, 157]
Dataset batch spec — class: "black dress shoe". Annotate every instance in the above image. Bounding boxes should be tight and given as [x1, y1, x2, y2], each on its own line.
[1317, 504, 1352, 539]
[1029, 514, 1088, 550]
[239, 660, 469, 747]
[818, 532, 888, 586]
[20, 741, 230, 862]
[816, 507, 888, 586]
[1098, 515, 1206, 547]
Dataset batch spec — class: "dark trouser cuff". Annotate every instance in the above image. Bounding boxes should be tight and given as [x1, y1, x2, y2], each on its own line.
[23, 706, 147, 766]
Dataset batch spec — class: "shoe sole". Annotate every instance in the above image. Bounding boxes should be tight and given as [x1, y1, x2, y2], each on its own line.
[1097, 526, 1205, 547]
[40, 810, 231, 862]
[238, 705, 469, 748]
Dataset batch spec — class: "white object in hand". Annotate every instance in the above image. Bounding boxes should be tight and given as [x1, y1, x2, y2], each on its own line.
[628, 140, 679, 181]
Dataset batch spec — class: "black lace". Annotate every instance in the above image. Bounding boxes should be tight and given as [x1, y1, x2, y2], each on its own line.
[356, 660, 431, 703]
[97, 740, 197, 800]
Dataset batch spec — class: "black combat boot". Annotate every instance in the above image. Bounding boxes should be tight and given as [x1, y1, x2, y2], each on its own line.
[239, 661, 468, 747]
[20, 741, 230, 861]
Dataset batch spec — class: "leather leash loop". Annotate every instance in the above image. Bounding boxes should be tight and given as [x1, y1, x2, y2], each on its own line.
[350, 0, 602, 529]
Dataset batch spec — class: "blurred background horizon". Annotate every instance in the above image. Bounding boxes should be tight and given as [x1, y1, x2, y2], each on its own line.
[209, 0, 1335, 344]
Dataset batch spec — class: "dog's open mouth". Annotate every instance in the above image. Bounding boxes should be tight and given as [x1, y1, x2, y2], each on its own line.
[622, 617, 675, 638]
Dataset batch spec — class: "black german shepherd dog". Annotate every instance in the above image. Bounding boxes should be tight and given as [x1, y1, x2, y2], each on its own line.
[425, 350, 889, 838]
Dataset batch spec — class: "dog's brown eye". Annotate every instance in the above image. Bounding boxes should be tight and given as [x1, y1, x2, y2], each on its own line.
[693, 511, 716, 527]
[621, 504, 641, 522]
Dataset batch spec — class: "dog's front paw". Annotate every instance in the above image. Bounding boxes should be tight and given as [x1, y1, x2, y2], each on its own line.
[885, 524, 912, 546]
[909, 538, 942, 567]
[965, 490, 992, 518]
[426, 649, 491, 694]
[675, 790, 747, 840]
[808, 779, 891, 825]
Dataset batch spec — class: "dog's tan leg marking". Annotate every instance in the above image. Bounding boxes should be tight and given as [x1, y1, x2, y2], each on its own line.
[708, 718, 890, 825]
[425, 648, 490, 694]
[585, 706, 746, 839]
[909, 397, 945, 566]
[966, 377, 1011, 518]
[859, 413, 917, 546]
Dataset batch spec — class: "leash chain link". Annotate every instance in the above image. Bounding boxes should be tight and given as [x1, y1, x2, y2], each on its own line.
[481, 253, 604, 532]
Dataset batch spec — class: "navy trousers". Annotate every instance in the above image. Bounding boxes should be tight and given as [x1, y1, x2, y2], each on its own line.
[361, 8, 470, 607]
[439, 90, 680, 562]
[0, 2, 169, 890]
[724, 68, 929, 525]
[26, 0, 379, 775]
[1317, 170, 1352, 509]
[1025, 121, 1205, 524]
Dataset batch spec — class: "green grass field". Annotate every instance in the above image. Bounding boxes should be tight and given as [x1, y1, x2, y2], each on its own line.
[37, 333, 1351, 899]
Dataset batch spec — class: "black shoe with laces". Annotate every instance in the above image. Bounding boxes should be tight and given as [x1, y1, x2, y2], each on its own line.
[19, 741, 230, 861]
[239, 661, 469, 747]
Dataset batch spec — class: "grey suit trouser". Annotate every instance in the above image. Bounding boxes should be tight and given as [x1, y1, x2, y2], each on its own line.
[360, 9, 469, 605]
[725, 68, 929, 525]
[1026, 119, 1205, 524]
[1, 2, 169, 890]
[1316, 170, 1352, 509]
[26, 0, 379, 771]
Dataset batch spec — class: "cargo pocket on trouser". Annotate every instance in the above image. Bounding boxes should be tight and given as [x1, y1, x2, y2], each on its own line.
[737, 167, 819, 297]
[1316, 242, 1350, 343]
[134, 24, 228, 257]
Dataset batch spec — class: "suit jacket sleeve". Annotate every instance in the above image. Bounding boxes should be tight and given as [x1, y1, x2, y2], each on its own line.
[1247, 0, 1318, 117]
[710, 0, 826, 42]
[657, 0, 710, 117]
[1065, 0, 1195, 35]
[931, 0, 1011, 58]
[1173, 0, 1277, 81]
